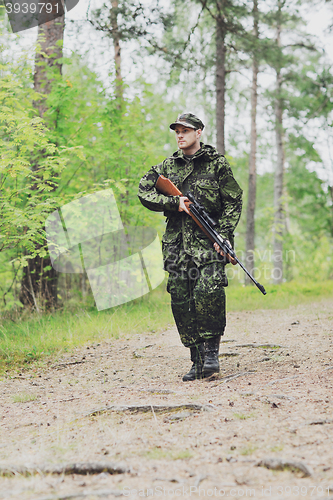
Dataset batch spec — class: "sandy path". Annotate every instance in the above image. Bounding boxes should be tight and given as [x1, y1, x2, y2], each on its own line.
[0, 298, 332, 499]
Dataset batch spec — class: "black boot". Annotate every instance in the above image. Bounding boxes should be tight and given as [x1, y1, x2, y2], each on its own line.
[182, 343, 205, 381]
[203, 335, 221, 378]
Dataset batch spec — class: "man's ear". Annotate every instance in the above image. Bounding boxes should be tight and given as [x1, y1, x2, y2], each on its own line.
[197, 129, 202, 139]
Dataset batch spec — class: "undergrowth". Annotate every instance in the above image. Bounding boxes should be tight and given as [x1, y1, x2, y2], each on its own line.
[227, 279, 333, 311]
[0, 287, 172, 374]
[0, 280, 332, 374]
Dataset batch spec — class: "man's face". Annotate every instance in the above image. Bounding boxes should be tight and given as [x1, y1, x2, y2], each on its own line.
[174, 125, 201, 152]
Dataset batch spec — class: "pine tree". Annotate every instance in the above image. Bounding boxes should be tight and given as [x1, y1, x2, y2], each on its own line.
[272, 0, 284, 284]
[245, 0, 259, 283]
[89, 0, 172, 101]
[195, 0, 248, 153]
[262, 0, 320, 283]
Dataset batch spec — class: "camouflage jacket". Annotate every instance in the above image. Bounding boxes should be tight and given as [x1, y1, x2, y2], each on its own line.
[138, 143, 243, 271]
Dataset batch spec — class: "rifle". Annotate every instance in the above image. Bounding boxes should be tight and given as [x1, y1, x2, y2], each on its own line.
[156, 174, 266, 296]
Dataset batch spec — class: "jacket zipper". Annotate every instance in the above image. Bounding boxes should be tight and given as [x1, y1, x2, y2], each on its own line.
[181, 160, 194, 256]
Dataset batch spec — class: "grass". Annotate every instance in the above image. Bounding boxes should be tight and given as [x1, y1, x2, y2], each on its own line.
[240, 445, 258, 456]
[0, 279, 332, 374]
[270, 444, 284, 452]
[143, 447, 192, 460]
[12, 392, 38, 403]
[233, 412, 255, 420]
[227, 280, 333, 311]
[0, 286, 173, 374]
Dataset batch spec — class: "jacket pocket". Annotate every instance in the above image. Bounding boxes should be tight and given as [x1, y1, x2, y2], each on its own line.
[162, 231, 181, 269]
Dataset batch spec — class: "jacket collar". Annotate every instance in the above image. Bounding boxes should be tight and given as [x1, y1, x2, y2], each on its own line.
[172, 143, 220, 161]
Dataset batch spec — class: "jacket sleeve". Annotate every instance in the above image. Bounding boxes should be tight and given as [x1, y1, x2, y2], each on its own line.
[215, 156, 243, 242]
[138, 163, 180, 213]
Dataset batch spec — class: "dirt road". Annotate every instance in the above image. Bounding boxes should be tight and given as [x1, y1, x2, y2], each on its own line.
[0, 298, 333, 499]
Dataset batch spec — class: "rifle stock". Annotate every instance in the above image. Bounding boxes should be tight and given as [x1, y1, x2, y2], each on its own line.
[156, 176, 183, 197]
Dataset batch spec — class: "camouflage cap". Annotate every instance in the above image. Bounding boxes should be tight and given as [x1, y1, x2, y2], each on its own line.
[170, 113, 205, 131]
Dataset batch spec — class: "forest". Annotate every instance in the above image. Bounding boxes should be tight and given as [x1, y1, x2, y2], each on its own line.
[1, 0, 333, 317]
[1, 3, 333, 497]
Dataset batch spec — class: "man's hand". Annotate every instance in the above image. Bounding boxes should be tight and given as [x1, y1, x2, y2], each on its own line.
[214, 240, 231, 256]
[178, 196, 190, 214]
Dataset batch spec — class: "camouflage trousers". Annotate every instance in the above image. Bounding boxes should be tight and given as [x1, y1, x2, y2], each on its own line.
[166, 260, 227, 348]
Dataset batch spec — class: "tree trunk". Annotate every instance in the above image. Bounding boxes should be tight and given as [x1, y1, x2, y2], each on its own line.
[81, 272, 87, 297]
[245, 0, 259, 284]
[20, 257, 59, 311]
[273, 3, 284, 284]
[20, 7, 65, 311]
[329, 185, 333, 237]
[216, 2, 226, 154]
[110, 0, 123, 101]
[34, 5, 65, 117]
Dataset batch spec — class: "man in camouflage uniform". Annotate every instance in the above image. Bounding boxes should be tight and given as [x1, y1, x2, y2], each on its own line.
[138, 113, 242, 381]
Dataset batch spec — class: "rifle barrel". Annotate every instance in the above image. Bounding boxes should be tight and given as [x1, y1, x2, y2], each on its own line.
[189, 204, 267, 296]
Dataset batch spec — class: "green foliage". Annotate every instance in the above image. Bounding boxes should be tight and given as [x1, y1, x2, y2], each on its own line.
[286, 153, 331, 236]
[1, 1, 333, 323]
[44, 55, 179, 230]
[0, 286, 172, 373]
[227, 133, 333, 286]
[0, 72, 69, 261]
[0, 42, 181, 307]
[227, 280, 333, 311]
